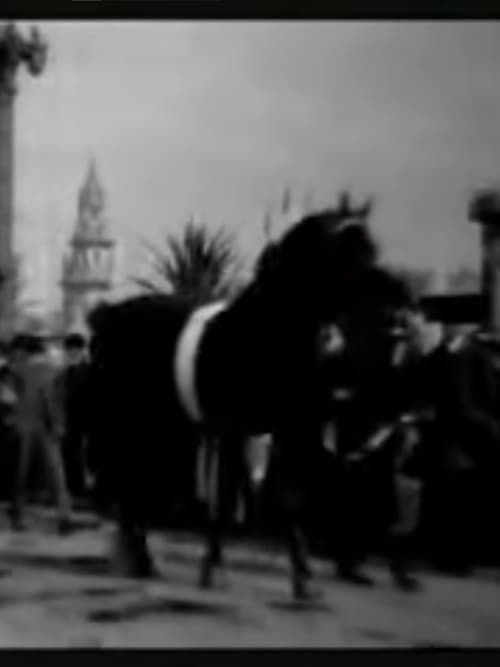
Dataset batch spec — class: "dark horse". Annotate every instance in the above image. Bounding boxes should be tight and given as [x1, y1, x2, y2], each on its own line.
[88, 196, 414, 600]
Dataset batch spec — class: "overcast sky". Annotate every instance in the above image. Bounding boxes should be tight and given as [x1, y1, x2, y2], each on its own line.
[12, 21, 500, 312]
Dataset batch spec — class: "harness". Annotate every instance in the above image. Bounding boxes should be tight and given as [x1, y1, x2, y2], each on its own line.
[173, 301, 226, 423]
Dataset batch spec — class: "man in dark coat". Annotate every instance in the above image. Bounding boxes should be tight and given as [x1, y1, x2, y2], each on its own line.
[324, 303, 426, 590]
[416, 322, 500, 573]
[9, 334, 73, 533]
[315, 321, 389, 587]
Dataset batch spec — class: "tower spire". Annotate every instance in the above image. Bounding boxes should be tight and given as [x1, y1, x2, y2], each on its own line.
[62, 161, 116, 333]
[77, 156, 107, 235]
[86, 154, 100, 191]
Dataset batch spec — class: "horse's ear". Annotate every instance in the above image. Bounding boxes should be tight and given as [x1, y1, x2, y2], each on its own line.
[337, 190, 351, 217]
[336, 191, 372, 220]
[359, 196, 374, 220]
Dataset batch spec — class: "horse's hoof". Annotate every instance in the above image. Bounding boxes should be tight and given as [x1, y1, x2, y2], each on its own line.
[292, 577, 322, 603]
[133, 559, 161, 580]
[392, 572, 422, 593]
[111, 547, 159, 580]
[337, 568, 375, 587]
[114, 559, 160, 580]
[199, 561, 230, 590]
[198, 561, 214, 590]
[199, 571, 214, 590]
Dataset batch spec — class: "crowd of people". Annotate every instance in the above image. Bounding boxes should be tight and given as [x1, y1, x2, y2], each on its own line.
[289, 308, 500, 588]
[0, 309, 499, 590]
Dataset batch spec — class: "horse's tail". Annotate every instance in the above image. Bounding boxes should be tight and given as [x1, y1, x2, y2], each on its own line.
[87, 300, 113, 359]
[86, 300, 120, 512]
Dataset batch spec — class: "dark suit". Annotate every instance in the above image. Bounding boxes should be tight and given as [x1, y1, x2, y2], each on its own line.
[425, 340, 498, 466]
[419, 338, 499, 570]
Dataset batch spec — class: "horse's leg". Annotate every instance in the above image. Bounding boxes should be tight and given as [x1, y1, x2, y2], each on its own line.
[113, 496, 157, 579]
[199, 432, 241, 589]
[284, 509, 317, 601]
[199, 436, 224, 588]
[199, 516, 224, 588]
[276, 430, 317, 602]
[111, 443, 158, 579]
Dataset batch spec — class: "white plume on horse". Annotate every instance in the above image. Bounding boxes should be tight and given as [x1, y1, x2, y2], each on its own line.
[263, 188, 314, 243]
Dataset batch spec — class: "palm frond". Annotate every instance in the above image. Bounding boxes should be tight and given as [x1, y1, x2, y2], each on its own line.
[138, 221, 241, 304]
[131, 277, 164, 294]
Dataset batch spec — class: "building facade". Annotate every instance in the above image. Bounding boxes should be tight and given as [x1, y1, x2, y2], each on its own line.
[61, 160, 116, 334]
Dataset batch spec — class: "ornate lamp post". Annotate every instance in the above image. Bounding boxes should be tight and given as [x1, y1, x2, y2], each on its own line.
[0, 22, 47, 337]
[469, 188, 500, 333]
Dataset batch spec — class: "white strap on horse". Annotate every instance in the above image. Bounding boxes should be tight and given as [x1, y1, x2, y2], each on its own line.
[364, 424, 395, 452]
[322, 421, 338, 454]
[173, 301, 226, 423]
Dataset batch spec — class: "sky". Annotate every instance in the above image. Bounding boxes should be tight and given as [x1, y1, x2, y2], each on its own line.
[11, 21, 500, 313]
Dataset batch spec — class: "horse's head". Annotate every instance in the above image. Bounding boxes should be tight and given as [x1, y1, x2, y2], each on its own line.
[254, 191, 377, 321]
[252, 193, 419, 423]
[254, 192, 414, 341]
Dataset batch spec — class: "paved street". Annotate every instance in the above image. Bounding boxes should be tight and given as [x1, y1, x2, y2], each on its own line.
[0, 507, 499, 648]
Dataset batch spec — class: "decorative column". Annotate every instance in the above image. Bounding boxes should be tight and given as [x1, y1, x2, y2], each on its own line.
[0, 23, 47, 337]
[469, 189, 500, 333]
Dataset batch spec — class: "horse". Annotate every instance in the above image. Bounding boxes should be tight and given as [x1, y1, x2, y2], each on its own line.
[87, 196, 416, 600]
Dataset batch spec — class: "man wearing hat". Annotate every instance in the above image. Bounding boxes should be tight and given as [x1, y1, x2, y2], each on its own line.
[408, 316, 499, 573]
[9, 331, 73, 534]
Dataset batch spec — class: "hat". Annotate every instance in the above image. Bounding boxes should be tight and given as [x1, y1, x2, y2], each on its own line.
[64, 332, 87, 350]
[23, 334, 46, 355]
[10, 334, 30, 352]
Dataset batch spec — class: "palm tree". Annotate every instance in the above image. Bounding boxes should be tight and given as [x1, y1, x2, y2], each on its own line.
[134, 220, 242, 305]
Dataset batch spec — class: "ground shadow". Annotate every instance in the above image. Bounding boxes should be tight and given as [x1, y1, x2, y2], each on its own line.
[157, 548, 287, 578]
[412, 641, 462, 648]
[0, 585, 138, 608]
[267, 598, 332, 613]
[0, 550, 220, 592]
[88, 596, 236, 623]
[0, 553, 113, 577]
[357, 628, 398, 642]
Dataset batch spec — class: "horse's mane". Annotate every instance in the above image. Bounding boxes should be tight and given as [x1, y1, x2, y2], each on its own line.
[256, 201, 376, 277]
